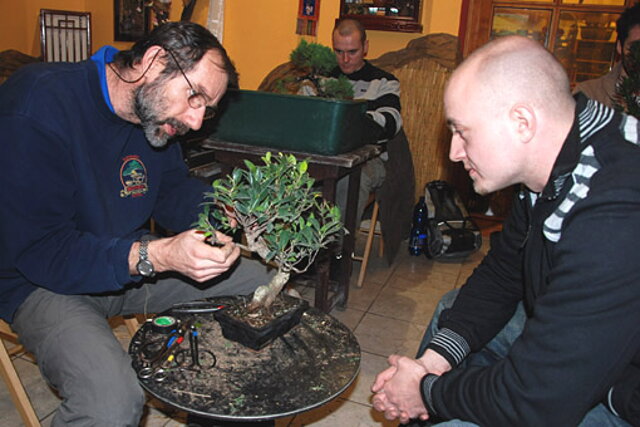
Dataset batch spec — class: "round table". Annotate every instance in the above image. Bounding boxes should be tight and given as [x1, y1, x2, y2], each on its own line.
[128, 297, 361, 422]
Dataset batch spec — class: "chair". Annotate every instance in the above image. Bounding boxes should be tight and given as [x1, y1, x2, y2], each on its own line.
[0, 316, 140, 426]
[352, 197, 384, 288]
[0, 320, 40, 427]
[39, 9, 91, 63]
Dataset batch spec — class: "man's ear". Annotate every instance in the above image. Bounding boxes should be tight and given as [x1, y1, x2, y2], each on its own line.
[617, 39, 623, 58]
[363, 39, 369, 57]
[510, 104, 536, 144]
[137, 45, 164, 81]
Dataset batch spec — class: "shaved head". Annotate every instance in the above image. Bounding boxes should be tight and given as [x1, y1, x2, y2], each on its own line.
[445, 36, 576, 194]
[449, 36, 574, 117]
[332, 18, 368, 75]
[333, 18, 367, 45]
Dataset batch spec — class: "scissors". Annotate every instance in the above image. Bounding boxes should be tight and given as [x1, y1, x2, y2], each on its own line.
[137, 319, 216, 382]
[173, 325, 217, 369]
[137, 318, 193, 380]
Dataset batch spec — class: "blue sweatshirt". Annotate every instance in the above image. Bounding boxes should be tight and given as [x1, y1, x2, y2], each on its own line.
[0, 54, 209, 322]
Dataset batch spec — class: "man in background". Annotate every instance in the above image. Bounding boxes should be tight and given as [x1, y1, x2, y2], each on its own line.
[332, 18, 414, 267]
[332, 18, 404, 225]
[574, 1, 640, 107]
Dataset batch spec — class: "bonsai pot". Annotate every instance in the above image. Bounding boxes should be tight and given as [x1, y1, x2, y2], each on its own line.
[214, 294, 309, 351]
[208, 89, 370, 155]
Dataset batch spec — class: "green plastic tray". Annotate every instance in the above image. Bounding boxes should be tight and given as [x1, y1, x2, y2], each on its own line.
[208, 89, 369, 156]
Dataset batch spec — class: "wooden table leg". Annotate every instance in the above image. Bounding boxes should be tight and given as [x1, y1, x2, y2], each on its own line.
[336, 167, 361, 308]
[315, 178, 336, 313]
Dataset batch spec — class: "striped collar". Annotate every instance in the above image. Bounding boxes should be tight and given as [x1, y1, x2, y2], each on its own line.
[541, 95, 616, 242]
[540, 94, 614, 200]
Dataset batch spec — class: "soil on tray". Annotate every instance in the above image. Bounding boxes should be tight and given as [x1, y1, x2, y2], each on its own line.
[222, 293, 307, 329]
[128, 296, 361, 419]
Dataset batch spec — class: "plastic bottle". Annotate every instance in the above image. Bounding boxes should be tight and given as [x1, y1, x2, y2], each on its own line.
[408, 196, 428, 256]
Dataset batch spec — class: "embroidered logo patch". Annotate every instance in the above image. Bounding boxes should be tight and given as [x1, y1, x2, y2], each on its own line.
[120, 155, 148, 198]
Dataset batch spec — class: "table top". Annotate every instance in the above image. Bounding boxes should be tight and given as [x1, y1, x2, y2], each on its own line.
[202, 138, 383, 169]
[128, 297, 361, 421]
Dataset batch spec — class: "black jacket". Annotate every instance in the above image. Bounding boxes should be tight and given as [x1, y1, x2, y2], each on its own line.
[423, 95, 640, 425]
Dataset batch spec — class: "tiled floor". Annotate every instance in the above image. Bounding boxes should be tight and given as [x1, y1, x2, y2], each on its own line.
[1, 234, 489, 426]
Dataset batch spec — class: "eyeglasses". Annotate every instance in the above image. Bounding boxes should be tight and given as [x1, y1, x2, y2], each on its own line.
[166, 49, 217, 120]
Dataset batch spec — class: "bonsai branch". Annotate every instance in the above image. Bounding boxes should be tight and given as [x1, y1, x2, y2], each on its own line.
[196, 153, 345, 312]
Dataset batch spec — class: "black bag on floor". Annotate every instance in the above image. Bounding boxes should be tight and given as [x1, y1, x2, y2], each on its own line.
[423, 180, 482, 259]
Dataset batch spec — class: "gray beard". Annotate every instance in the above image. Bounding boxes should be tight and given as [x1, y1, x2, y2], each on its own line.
[133, 82, 189, 148]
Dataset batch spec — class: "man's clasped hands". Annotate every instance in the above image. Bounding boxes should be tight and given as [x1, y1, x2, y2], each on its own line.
[371, 349, 452, 424]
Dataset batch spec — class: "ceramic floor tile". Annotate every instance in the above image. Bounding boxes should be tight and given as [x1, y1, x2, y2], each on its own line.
[141, 396, 186, 426]
[387, 270, 458, 293]
[338, 350, 390, 406]
[352, 252, 398, 286]
[41, 414, 53, 426]
[354, 313, 425, 358]
[345, 279, 385, 312]
[427, 259, 464, 277]
[288, 397, 395, 426]
[328, 306, 366, 331]
[368, 285, 448, 326]
[0, 356, 60, 424]
[393, 255, 458, 283]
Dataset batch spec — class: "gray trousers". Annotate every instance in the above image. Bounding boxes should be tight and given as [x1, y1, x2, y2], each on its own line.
[11, 257, 269, 427]
[336, 157, 386, 226]
[416, 290, 630, 426]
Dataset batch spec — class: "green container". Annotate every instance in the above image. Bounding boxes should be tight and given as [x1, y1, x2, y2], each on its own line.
[209, 89, 370, 156]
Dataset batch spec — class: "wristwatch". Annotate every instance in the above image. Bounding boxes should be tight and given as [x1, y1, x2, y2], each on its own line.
[136, 239, 155, 277]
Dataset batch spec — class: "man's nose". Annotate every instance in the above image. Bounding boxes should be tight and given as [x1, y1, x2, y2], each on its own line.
[449, 134, 465, 162]
[182, 107, 204, 131]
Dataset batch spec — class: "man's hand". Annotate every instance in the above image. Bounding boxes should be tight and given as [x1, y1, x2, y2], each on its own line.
[130, 229, 240, 281]
[418, 349, 452, 376]
[371, 350, 452, 423]
[372, 355, 430, 423]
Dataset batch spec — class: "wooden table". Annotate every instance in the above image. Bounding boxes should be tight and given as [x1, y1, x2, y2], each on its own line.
[128, 299, 361, 422]
[201, 139, 383, 313]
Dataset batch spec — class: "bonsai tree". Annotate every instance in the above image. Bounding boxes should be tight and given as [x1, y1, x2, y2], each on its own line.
[614, 40, 640, 118]
[196, 153, 344, 311]
[274, 40, 354, 100]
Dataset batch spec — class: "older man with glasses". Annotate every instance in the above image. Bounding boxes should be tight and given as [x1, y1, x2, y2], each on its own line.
[0, 22, 268, 426]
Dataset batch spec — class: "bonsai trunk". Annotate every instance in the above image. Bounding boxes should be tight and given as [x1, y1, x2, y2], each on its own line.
[248, 269, 291, 311]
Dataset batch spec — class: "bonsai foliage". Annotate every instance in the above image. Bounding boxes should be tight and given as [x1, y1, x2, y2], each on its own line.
[290, 39, 338, 76]
[614, 40, 640, 118]
[278, 40, 354, 100]
[197, 153, 344, 310]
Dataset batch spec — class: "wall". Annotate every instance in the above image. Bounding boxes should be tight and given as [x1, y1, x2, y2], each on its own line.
[0, 0, 134, 55]
[224, 0, 463, 89]
[0, 0, 462, 89]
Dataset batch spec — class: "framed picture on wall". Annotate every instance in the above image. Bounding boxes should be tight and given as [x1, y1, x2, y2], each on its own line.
[114, 0, 150, 42]
[301, 0, 319, 18]
[297, 0, 320, 36]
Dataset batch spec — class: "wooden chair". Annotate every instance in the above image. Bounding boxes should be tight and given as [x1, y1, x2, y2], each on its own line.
[0, 320, 40, 427]
[352, 197, 384, 288]
[0, 316, 141, 426]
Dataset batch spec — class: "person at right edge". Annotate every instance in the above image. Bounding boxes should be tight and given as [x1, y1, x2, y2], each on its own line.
[574, 2, 640, 107]
[371, 35, 640, 425]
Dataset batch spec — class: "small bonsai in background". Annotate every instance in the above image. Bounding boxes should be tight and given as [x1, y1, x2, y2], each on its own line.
[614, 40, 640, 118]
[197, 153, 344, 312]
[275, 40, 354, 100]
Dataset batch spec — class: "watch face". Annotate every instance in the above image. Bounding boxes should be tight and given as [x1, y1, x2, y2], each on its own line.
[137, 259, 155, 277]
